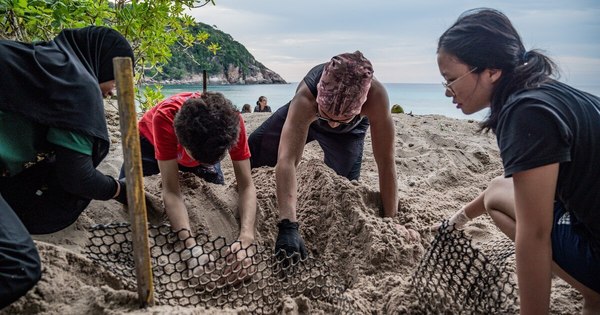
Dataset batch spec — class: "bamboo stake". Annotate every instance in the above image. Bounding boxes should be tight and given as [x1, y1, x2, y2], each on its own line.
[113, 57, 155, 307]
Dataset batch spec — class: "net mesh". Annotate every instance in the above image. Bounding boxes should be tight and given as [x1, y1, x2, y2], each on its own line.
[85, 223, 353, 314]
[407, 221, 518, 314]
[86, 221, 518, 314]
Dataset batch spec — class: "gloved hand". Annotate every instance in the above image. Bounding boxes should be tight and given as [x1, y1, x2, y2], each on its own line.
[113, 179, 164, 215]
[447, 207, 471, 230]
[275, 219, 307, 261]
[113, 178, 128, 204]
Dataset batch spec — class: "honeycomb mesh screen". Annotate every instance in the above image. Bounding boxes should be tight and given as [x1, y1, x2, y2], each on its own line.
[407, 221, 518, 314]
[86, 221, 518, 313]
[85, 223, 353, 314]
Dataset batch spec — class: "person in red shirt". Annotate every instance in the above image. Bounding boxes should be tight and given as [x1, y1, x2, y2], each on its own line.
[120, 91, 256, 261]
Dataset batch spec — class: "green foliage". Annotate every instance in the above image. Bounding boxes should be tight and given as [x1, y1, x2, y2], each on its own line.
[140, 84, 163, 112]
[152, 22, 265, 82]
[391, 104, 404, 114]
[0, 0, 219, 106]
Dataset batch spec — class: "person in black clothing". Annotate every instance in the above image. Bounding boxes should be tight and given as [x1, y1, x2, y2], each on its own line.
[0, 26, 134, 308]
[253, 96, 272, 112]
[436, 8, 600, 313]
[248, 51, 419, 262]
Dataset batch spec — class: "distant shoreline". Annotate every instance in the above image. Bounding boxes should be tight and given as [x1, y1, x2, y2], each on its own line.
[141, 80, 294, 86]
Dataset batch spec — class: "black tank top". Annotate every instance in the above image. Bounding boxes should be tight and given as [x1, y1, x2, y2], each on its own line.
[302, 63, 368, 134]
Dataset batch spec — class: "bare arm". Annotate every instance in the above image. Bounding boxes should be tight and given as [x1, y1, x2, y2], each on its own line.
[157, 159, 193, 245]
[232, 158, 257, 246]
[275, 82, 316, 222]
[362, 80, 398, 217]
[512, 163, 558, 315]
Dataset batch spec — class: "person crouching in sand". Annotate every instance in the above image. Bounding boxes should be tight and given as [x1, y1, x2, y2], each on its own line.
[437, 8, 600, 314]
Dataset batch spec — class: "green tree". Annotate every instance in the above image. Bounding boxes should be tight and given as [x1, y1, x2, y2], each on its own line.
[0, 0, 221, 110]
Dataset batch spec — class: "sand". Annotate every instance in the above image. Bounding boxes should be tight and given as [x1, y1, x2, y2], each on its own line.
[1, 102, 581, 314]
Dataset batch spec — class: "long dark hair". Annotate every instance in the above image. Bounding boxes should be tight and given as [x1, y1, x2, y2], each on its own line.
[437, 8, 558, 131]
[256, 95, 266, 106]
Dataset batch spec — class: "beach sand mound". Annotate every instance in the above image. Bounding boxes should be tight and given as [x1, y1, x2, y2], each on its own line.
[1, 106, 581, 314]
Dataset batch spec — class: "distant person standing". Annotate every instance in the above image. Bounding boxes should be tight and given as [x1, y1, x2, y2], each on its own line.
[241, 104, 252, 113]
[254, 96, 272, 113]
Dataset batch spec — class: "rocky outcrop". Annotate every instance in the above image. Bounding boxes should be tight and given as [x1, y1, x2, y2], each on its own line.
[143, 22, 287, 86]
[211, 63, 286, 85]
[146, 63, 286, 85]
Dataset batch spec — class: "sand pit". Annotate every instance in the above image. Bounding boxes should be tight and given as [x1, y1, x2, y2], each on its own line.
[1, 104, 582, 314]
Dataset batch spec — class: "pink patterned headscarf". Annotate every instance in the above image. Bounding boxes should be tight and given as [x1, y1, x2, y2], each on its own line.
[316, 51, 373, 118]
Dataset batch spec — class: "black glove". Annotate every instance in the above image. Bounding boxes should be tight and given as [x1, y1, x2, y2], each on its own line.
[113, 178, 128, 205]
[275, 219, 307, 261]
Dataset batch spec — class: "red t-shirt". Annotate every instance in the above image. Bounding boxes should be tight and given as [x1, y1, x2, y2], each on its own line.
[138, 92, 251, 167]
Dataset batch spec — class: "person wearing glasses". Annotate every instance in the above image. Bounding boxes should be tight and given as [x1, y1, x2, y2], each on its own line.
[248, 51, 418, 260]
[437, 8, 600, 314]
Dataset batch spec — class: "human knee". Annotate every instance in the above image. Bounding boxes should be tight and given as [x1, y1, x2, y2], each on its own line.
[487, 176, 508, 191]
[483, 176, 512, 212]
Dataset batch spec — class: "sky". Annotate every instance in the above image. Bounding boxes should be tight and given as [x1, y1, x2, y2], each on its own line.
[190, 1, 600, 86]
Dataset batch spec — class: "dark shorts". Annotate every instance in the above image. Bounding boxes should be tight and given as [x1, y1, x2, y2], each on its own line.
[248, 102, 369, 181]
[0, 194, 41, 308]
[119, 136, 224, 185]
[551, 201, 600, 293]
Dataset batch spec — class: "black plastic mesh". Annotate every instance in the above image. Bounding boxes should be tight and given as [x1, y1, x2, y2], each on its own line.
[85, 223, 353, 314]
[408, 221, 518, 314]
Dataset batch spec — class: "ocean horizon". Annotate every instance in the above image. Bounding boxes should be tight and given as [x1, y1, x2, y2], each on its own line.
[154, 82, 600, 121]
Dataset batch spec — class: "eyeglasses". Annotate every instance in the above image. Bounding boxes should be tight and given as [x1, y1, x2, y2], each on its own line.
[442, 67, 478, 97]
[315, 111, 355, 126]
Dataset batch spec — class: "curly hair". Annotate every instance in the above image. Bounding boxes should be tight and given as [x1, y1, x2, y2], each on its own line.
[174, 92, 240, 164]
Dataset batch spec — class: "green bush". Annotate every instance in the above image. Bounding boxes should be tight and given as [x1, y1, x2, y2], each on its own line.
[391, 104, 404, 114]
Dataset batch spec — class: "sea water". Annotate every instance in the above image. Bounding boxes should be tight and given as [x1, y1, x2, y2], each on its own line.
[156, 83, 600, 121]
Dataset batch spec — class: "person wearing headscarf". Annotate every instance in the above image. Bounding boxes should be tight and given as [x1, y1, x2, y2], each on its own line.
[0, 26, 134, 308]
[248, 51, 419, 261]
[436, 8, 600, 313]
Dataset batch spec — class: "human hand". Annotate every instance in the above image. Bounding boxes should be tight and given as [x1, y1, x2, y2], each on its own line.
[113, 179, 164, 213]
[220, 238, 258, 286]
[113, 178, 128, 204]
[181, 244, 214, 272]
[396, 224, 421, 243]
[275, 219, 307, 263]
[430, 207, 471, 231]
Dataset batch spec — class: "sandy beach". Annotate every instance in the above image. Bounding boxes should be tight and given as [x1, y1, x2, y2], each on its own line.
[0, 101, 581, 314]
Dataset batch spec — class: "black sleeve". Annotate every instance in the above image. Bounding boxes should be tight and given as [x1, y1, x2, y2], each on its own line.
[497, 103, 572, 177]
[53, 145, 118, 200]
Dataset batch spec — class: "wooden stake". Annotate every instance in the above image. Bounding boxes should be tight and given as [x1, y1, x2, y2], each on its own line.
[113, 57, 155, 307]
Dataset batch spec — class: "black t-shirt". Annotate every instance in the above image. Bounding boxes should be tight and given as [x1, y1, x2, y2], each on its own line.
[496, 80, 600, 251]
[254, 105, 272, 113]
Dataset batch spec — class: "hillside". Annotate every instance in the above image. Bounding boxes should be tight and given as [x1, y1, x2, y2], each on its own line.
[146, 22, 286, 85]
